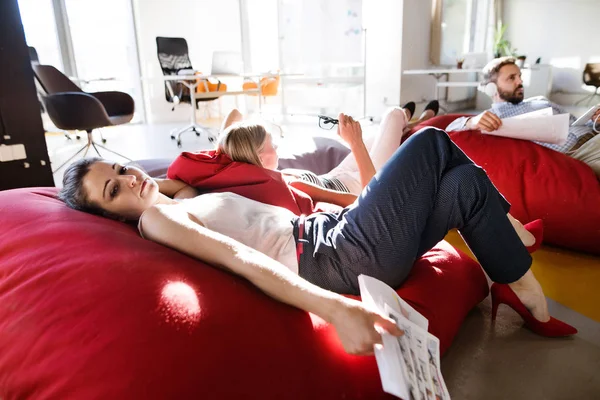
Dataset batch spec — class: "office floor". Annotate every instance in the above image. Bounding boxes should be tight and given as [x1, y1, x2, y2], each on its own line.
[44, 111, 600, 399]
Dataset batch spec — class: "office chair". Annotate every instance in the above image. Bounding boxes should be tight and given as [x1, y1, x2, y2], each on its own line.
[32, 64, 134, 172]
[242, 73, 280, 101]
[576, 63, 600, 106]
[156, 37, 220, 146]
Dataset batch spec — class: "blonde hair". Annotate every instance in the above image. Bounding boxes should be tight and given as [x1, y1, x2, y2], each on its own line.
[217, 121, 269, 167]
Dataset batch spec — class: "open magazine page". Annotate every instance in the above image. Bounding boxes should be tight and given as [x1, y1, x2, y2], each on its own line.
[385, 305, 450, 400]
[358, 274, 450, 400]
[358, 275, 428, 330]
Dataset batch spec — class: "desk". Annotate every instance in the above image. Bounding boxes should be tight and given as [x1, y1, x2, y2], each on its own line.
[143, 74, 262, 146]
[403, 68, 481, 107]
[280, 75, 366, 117]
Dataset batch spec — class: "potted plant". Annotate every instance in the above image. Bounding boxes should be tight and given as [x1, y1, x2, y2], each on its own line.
[493, 22, 517, 58]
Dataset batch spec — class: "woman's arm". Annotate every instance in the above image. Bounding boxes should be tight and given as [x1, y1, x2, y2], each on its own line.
[338, 114, 377, 189]
[287, 179, 357, 207]
[155, 178, 200, 200]
[140, 204, 402, 355]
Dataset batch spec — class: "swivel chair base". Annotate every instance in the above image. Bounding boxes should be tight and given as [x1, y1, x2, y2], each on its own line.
[52, 131, 131, 173]
[170, 123, 217, 148]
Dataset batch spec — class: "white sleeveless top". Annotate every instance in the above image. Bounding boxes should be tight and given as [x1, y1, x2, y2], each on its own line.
[141, 193, 299, 274]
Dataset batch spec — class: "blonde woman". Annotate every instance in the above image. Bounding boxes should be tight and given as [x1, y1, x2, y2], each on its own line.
[218, 102, 439, 197]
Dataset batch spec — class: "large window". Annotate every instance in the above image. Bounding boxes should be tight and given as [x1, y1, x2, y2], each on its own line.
[18, 0, 64, 71]
[18, 0, 144, 122]
[439, 0, 493, 65]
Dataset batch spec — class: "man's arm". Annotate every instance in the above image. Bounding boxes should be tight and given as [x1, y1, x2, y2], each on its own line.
[140, 204, 403, 355]
[287, 179, 357, 207]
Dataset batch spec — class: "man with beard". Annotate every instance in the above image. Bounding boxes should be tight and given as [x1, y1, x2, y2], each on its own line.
[446, 57, 600, 176]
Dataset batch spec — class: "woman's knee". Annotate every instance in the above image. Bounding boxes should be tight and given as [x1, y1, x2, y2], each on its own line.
[381, 107, 408, 126]
[447, 164, 490, 193]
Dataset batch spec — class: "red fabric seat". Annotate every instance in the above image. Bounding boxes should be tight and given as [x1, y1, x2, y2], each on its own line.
[167, 150, 320, 215]
[0, 188, 488, 399]
[411, 115, 600, 255]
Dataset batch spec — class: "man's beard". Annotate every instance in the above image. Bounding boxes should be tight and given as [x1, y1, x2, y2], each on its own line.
[498, 85, 524, 105]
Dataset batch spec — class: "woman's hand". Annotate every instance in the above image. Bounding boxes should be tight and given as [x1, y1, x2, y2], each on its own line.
[330, 298, 404, 355]
[337, 113, 364, 147]
[337, 113, 377, 190]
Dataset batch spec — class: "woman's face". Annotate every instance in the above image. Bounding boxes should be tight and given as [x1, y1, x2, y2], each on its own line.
[258, 133, 279, 170]
[82, 161, 160, 220]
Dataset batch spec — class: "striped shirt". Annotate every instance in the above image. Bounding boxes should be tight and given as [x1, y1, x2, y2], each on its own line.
[446, 97, 596, 153]
[299, 171, 350, 193]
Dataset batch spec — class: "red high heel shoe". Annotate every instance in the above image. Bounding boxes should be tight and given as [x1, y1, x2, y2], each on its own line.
[523, 219, 543, 254]
[491, 283, 577, 337]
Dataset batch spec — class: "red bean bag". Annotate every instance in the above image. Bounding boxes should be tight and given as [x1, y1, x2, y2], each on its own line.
[0, 188, 488, 399]
[411, 115, 600, 255]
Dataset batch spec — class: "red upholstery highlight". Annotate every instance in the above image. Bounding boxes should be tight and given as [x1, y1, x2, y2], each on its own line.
[0, 188, 488, 399]
[411, 114, 600, 255]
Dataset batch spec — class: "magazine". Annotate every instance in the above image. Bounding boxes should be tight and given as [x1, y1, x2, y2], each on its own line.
[358, 275, 450, 400]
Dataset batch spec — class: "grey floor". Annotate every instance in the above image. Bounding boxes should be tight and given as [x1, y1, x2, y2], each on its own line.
[44, 112, 600, 400]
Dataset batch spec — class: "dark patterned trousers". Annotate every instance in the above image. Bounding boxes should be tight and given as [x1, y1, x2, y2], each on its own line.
[293, 127, 531, 295]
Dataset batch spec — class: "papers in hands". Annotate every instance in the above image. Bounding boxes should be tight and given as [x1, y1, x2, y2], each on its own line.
[358, 275, 450, 400]
[572, 105, 600, 127]
[481, 107, 570, 145]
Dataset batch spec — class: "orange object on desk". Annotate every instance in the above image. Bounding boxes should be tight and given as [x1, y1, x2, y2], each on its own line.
[243, 73, 280, 96]
[195, 72, 227, 93]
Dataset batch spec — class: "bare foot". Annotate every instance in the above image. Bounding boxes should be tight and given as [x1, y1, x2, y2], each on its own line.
[509, 270, 550, 322]
[507, 214, 535, 247]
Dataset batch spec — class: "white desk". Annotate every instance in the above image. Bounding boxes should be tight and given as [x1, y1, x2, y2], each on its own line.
[142, 74, 261, 146]
[403, 68, 481, 106]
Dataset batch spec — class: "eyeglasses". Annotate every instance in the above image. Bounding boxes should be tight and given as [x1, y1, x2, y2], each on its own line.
[318, 115, 339, 130]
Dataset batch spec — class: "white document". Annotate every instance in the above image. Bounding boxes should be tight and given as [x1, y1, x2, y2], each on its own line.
[358, 275, 428, 331]
[509, 107, 553, 119]
[572, 105, 600, 126]
[358, 275, 450, 400]
[482, 108, 570, 145]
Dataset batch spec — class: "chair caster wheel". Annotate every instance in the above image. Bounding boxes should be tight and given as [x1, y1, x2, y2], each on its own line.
[171, 135, 176, 140]
[177, 141, 182, 148]
[195, 131, 200, 137]
[208, 136, 216, 143]
[102, 139, 107, 144]
[76, 135, 81, 140]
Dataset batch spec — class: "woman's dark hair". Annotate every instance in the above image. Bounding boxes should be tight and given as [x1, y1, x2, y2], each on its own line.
[57, 157, 107, 216]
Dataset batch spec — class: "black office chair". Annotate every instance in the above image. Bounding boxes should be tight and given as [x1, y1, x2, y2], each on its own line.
[576, 63, 600, 106]
[156, 36, 219, 146]
[32, 64, 135, 172]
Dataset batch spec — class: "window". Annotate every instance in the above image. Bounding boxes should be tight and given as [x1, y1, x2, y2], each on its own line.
[439, 0, 493, 65]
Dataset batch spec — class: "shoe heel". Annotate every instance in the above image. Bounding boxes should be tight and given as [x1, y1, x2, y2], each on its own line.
[491, 285, 500, 322]
[491, 299, 499, 322]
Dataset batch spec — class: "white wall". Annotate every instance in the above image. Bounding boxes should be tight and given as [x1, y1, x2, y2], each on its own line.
[400, 0, 434, 105]
[363, 0, 404, 118]
[504, 0, 600, 96]
[133, 0, 243, 123]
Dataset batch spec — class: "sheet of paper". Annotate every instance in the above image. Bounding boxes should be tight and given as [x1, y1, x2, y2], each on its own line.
[386, 306, 451, 400]
[509, 107, 553, 119]
[358, 275, 429, 330]
[482, 113, 569, 144]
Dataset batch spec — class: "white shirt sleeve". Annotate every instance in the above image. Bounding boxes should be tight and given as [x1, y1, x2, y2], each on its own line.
[445, 116, 471, 132]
